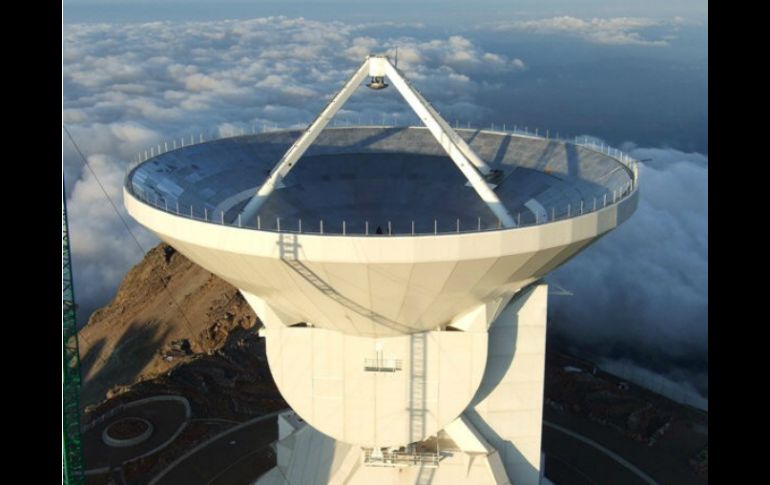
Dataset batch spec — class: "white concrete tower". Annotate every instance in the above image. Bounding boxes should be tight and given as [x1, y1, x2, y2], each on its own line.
[124, 55, 639, 484]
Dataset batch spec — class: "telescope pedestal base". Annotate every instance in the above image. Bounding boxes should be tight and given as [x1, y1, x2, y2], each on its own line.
[256, 283, 548, 485]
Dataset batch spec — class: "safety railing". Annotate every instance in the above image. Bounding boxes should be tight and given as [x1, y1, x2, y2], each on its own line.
[363, 358, 403, 372]
[362, 449, 440, 468]
[125, 119, 639, 236]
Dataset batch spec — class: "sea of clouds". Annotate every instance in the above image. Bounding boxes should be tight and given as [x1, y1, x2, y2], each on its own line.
[64, 16, 707, 403]
[549, 146, 707, 404]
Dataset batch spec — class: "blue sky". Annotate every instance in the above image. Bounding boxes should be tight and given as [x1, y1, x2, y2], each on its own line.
[64, 0, 708, 24]
[63, 1, 708, 403]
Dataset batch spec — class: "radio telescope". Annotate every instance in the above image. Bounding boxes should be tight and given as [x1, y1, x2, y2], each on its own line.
[125, 54, 638, 484]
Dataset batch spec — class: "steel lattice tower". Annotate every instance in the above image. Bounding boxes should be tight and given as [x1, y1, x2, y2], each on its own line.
[62, 182, 84, 484]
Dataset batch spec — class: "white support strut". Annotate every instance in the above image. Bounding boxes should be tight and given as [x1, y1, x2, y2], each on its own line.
[239, 55, 516, 228]
[239, 60, 371, 224]
[386, 63, 492, 176]
[381, 61, 515, 227]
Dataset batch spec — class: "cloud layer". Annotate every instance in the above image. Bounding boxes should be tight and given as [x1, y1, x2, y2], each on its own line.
[550, 146, 708, 398]
[63, 17, 526, 323]
[493, 16, 675, 46]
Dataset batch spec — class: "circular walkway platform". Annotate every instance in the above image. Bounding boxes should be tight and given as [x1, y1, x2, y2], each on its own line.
[83, 395, 190, 474]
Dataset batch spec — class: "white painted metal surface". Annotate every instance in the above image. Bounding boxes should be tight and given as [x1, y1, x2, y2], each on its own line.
[254, 285, 547, 485]
[238, 55, 517, 228]
[467, 284, 549, 485]
[257, 416, 512, 485]
[261, 325, 487, 447]
[125, 188, 637, 337]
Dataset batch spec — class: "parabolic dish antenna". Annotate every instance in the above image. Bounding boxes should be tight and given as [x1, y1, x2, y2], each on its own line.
[125, 54, 638, 485]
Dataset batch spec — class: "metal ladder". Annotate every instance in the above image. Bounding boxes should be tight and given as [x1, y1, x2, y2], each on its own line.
[409, 332, 427, 443]
[277, 234, 411, 333]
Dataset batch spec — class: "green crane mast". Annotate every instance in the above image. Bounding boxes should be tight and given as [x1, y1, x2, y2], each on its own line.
[63, 182, 85, 484]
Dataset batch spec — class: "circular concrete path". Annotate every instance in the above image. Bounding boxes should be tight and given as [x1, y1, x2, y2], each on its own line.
[83, 396, 190, 475]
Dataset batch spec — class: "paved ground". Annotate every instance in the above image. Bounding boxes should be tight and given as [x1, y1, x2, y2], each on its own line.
[150, 411, 280, 485]
[83, 399, 188, 472]
[146, 406, 704, 485]
[543, 406, 705, 485]
[543, 422, 653, 485]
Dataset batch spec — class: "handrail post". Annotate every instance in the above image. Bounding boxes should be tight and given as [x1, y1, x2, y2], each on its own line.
[257, 215, 261, 230]
[388, 221, 392, 235]
[277, 217, 281, 232]
[320, 219, 323, 234]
